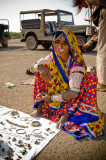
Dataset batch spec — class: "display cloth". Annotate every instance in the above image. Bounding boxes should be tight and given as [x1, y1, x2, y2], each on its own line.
[0, 106, 60, 159]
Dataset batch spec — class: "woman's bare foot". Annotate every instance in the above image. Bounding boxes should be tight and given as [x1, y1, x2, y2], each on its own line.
[31, 104, 42, 117]
[56, 112, 71, 129]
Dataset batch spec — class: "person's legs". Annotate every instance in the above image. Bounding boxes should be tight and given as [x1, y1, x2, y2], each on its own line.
[31, 103, 42, 117]
[96, 8, 106, 91]
[56, 112, 71, 129]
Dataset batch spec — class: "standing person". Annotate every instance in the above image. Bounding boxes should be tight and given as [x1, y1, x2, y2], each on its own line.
[30, 29, 104, 140]
[73, 0, 106, 91]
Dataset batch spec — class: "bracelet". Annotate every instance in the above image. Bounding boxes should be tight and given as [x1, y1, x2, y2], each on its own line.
[50, 95, 53, 101]
[50, 94, 64, 102]
[16, 129, 26, 134]
[31, 121, 41, 127]
[87, 39, 93, 46]
[32, 129, 42, 134]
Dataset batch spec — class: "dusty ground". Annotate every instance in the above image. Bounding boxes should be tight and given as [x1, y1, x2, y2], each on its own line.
[0, 39, 106, 160]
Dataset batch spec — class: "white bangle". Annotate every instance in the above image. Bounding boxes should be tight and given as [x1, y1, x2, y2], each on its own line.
[87, 39, 93, 46]
[51, 94, 64, 102]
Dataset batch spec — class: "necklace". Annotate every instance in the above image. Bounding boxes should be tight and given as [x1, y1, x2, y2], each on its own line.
[6, 119, 28, 128]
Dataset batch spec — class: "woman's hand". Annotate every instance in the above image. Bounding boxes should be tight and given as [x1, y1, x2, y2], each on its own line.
[62, 91, 79, 101]
[91, 34, 98, 41]
[38, 64, 52, 82]
[42, 93, 51, 102]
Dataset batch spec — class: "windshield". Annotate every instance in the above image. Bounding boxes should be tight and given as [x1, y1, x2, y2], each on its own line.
[59, 13, 74, 24]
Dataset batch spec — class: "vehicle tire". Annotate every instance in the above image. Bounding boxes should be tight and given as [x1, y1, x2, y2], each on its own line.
[87, 41, 97, 51]
[26, 36, 38, 50]
[4, 37, 8, 47]
[42, 43, 51, 49]
[76, 35, 87, 46]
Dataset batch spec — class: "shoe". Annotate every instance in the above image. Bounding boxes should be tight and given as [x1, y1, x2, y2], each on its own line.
[97, 83, 106, 92]
[25, 68, 34, 75]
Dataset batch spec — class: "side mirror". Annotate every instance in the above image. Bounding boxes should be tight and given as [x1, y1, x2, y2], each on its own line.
[86, 27, 92, 35]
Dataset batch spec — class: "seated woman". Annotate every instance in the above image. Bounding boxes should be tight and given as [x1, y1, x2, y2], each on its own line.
[31, 29, 104, 140]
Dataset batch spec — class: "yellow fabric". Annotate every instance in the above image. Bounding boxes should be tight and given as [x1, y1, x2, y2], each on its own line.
[87, 108, 104, 137]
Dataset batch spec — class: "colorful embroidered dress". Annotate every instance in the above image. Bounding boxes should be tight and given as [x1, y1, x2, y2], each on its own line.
[33, 29, 104, 140]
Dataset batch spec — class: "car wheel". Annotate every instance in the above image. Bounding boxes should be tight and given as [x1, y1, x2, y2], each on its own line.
[76, 35, 87, 46]
[26, 36, 38, 50]
[42, 43, 51, 49]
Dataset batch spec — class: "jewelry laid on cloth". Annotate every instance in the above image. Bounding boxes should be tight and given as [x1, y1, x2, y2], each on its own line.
[12, 137, 17, 141]
[34, 140, 41, 145]
[6, 119, 28, 128]
[46, 128, 55, 134]
[20, 117, 33, 121]
[32, 129, 46, 140]
[25, 134, 31, 140]
[11, 111, 20, 118]
[16, 129, 26, 134]
[33, 134, 45, 139]
[0, 107, 60, 159]
[8, 127, 16, 132]
[17, 140, 24, 145]
[18, 140, 24, 146]
[0, 121, 5, 125]
[0, 130, 24, 139]
[20, 148, 28, 156]
[31, 121, 41, 127]
[32, 129, 42, 134]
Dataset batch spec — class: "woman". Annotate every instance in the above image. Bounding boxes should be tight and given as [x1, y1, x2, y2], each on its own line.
[31, 29, 104, 140]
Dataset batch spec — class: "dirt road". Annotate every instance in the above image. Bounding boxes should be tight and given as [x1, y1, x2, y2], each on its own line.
[0, 39, 106, 160]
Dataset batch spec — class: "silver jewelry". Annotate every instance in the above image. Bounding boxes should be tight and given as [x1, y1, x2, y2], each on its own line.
[32, 129, 42, 134]
[51, 94, 64, 102]
[31, 121, 41, 127]
[11, 111, 20, 118]
[16, 129, 26, 134]
[20, 117, 33, 121]
[46, 128, 55, 134]
[6, 119, 28, 128]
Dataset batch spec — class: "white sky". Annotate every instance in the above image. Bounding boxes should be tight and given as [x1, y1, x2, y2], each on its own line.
[0, 0, 90, 32]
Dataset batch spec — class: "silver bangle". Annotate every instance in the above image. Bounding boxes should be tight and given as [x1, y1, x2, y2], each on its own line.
[31, 121, 41, 127]
[16, 129, 26, 134]
[50, 95, 53, 101]
[50, 94, 64, 102]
